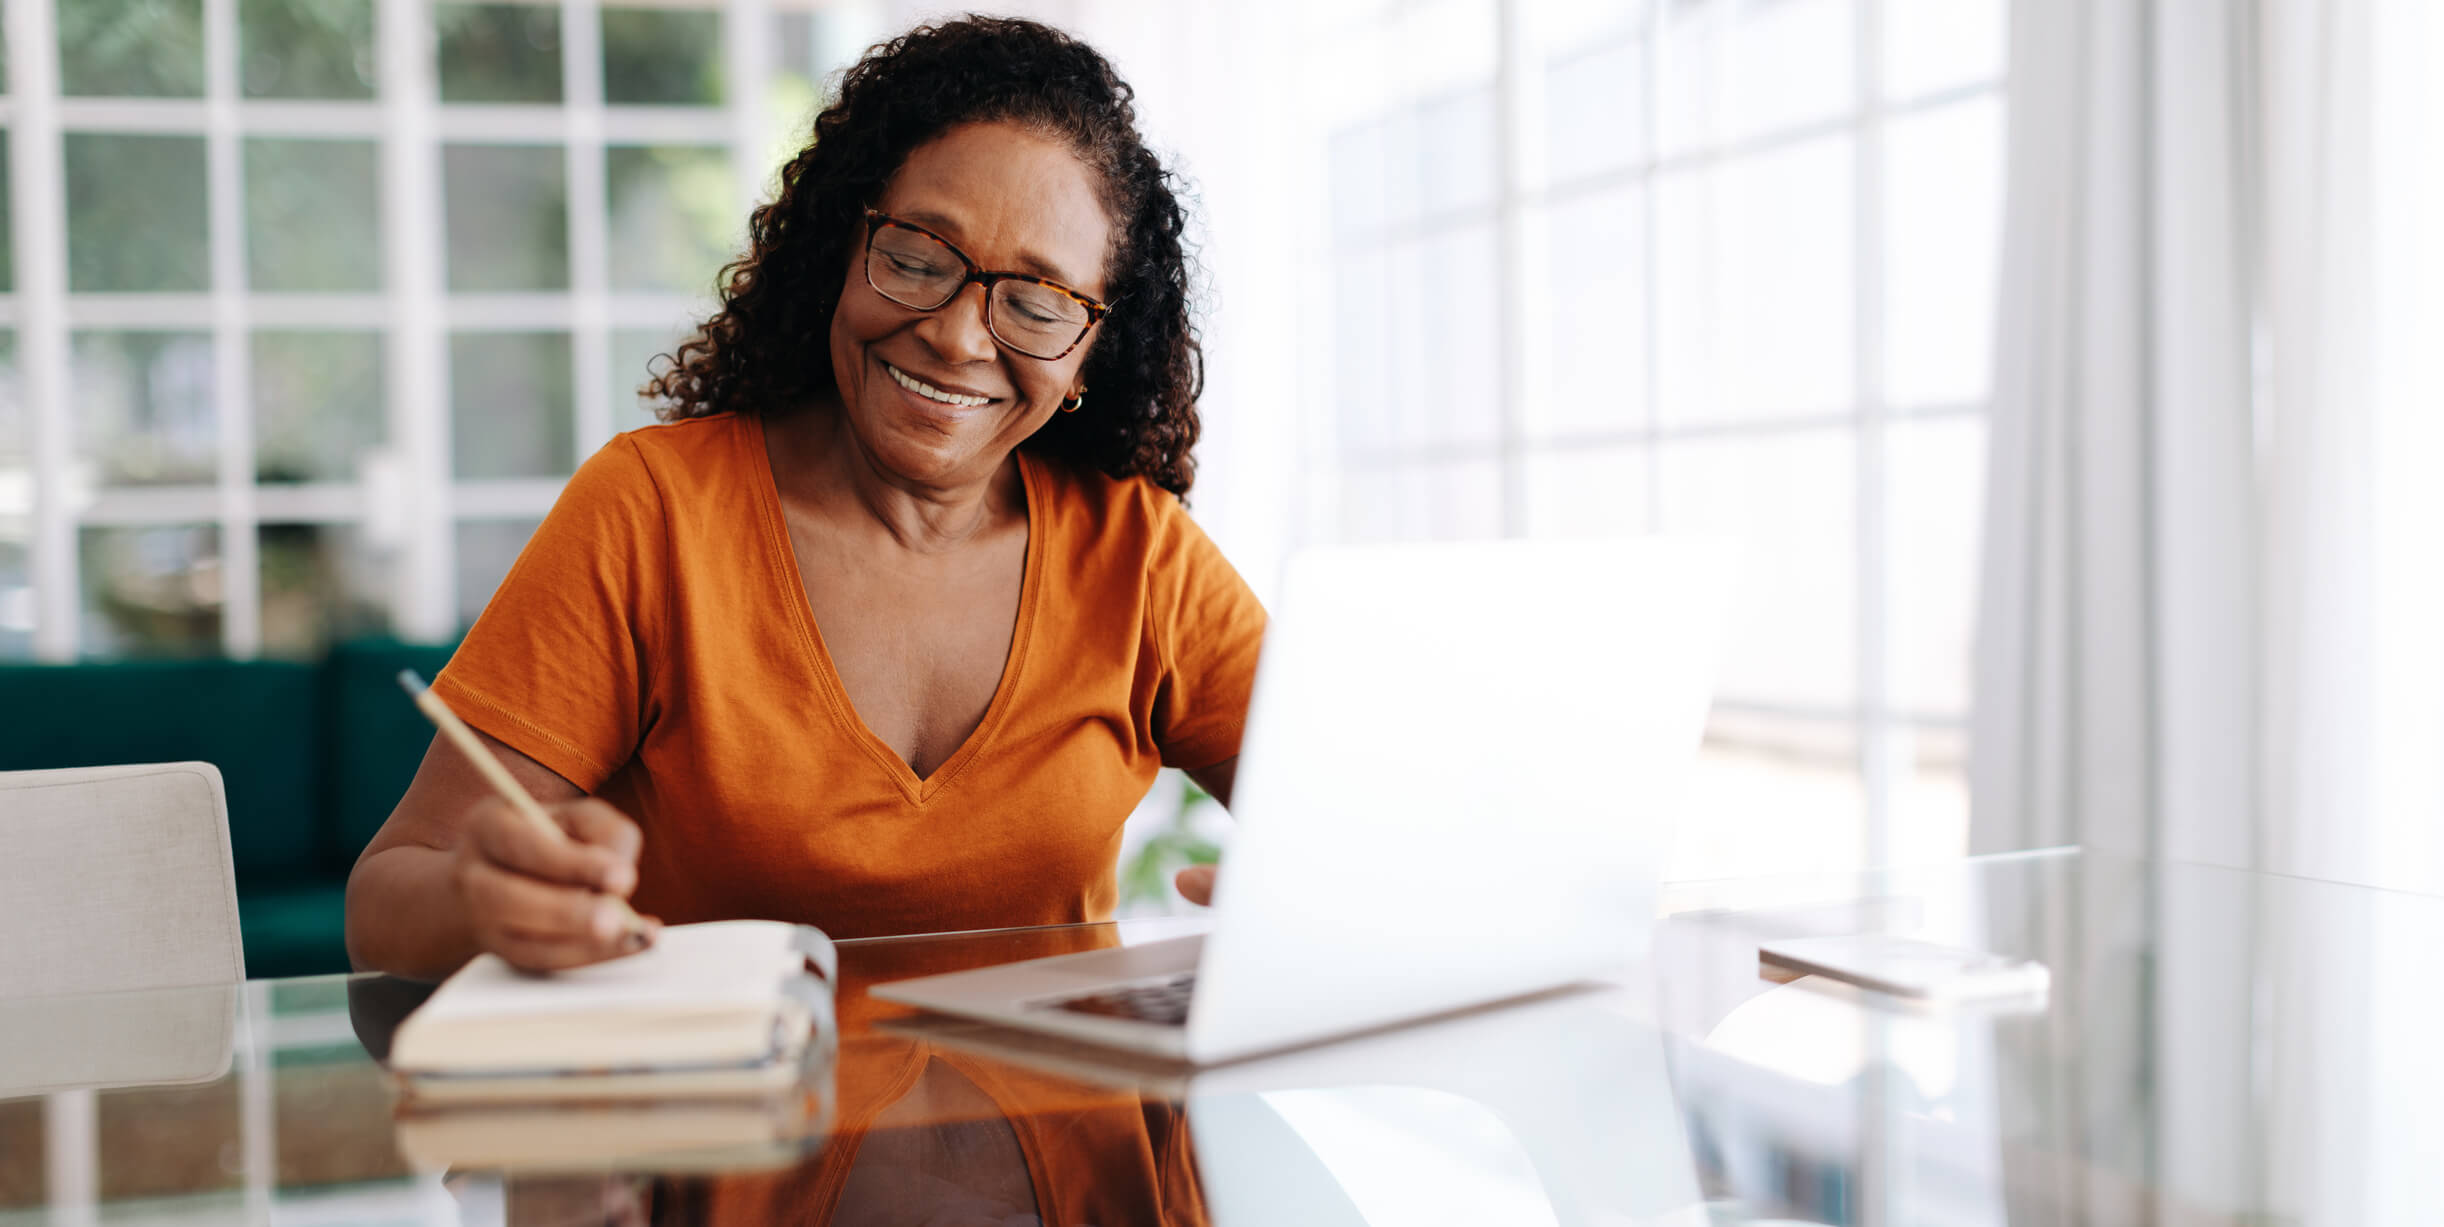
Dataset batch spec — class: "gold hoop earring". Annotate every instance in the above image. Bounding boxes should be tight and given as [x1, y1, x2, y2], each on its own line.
[1060, 386, 1087, 414]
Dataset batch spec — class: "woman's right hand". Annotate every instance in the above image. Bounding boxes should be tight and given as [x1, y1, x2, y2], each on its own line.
[451, 796, 662, 972]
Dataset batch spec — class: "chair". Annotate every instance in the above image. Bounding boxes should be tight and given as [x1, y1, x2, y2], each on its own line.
[0, 762, 246, 996]
[0, 639, 461, 975]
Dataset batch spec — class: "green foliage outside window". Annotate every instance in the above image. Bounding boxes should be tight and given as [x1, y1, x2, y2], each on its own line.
[1120, 777, 1225, 910]
[60, 0, 205, 98]
[240, 0, 376, 99]
[434, 3, 563, 104]
[602, 8, 723, 106]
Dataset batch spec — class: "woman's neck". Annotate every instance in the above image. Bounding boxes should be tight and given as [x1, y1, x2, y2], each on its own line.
[769, 407, 1022, 555]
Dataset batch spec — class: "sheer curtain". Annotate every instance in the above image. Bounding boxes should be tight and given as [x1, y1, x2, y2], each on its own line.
[1975, 0, 2444, 1219]
[1970, 0, 2444, 892]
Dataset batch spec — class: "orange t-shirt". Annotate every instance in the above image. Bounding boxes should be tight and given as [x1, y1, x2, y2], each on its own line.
[431, 412, 1266, 939]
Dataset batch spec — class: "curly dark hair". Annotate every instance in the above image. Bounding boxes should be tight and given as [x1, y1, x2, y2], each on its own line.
[645, 15, 1205, 496]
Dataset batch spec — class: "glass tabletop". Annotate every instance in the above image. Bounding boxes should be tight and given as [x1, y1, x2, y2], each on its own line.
[3, 852, 2440, 1225]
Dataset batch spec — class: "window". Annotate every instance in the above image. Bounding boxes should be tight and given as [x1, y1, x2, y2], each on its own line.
[1314, 0, 2006, 873]
[0, 0, 875, 662]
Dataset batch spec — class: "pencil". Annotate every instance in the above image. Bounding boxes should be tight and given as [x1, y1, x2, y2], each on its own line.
[396, 670, 650, 942]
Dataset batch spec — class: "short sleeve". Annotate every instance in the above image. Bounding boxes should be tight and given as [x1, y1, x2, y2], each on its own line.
[1146, 497, 1268, 771]
[432, 436, 669, 792]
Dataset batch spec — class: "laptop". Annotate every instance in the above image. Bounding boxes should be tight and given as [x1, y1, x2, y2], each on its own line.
[872, 537, 1732, 1065]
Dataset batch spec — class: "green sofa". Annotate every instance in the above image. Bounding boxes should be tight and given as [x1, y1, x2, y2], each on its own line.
[0, 638, 458, 979]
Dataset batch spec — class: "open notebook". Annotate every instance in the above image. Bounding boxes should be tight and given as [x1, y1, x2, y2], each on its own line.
[388, 920, 835, 1103]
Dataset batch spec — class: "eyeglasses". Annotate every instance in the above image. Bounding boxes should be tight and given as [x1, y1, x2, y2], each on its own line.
[861, 209, 1110, 361]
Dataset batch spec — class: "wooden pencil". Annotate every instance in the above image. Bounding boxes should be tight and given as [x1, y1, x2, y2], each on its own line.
[396, 670, 650, 942]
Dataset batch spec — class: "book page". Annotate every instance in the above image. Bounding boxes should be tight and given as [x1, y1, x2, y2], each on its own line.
[415, 920, 807, 1021]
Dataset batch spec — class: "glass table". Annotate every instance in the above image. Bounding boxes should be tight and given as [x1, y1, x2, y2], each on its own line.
[4, 849, 2440, 1225]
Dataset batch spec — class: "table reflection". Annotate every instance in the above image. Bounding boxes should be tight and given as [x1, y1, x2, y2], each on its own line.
[649, 1050, 1203, 1226]
[16, 853, 2438, 1225]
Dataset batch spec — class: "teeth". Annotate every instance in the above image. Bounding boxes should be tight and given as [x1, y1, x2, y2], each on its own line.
[887, 364, 989, 407]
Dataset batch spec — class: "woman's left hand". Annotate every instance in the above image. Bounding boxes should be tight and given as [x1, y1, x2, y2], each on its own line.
[1175, 757, 1236, 906]
[1174, 863, 1217, 906]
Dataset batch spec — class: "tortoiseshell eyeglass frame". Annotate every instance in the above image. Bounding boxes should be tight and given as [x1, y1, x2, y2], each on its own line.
[861, 208, 1111, 361]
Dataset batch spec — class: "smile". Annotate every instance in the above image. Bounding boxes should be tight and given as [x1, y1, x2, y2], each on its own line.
[885, 362, 993, 408]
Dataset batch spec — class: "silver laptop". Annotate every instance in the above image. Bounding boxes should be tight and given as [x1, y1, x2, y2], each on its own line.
[873, 537, 1732, 1065]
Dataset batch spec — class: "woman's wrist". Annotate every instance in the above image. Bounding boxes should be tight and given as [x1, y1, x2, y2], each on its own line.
[344, 843, 482, 981]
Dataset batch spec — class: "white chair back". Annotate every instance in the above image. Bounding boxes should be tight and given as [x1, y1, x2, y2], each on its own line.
[0, 762, 246, 995]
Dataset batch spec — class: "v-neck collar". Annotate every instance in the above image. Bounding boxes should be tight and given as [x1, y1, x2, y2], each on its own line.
[745, 413, 1046, 805]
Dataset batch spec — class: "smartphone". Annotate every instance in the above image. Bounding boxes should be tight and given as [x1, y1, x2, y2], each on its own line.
[1756, 934, 2050, 1002]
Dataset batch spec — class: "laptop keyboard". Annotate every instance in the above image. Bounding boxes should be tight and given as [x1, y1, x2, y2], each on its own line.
[1039, 972, 1198, 1026]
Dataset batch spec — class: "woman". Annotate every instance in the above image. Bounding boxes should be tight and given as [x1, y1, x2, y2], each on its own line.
[346, 16, 1261, 980]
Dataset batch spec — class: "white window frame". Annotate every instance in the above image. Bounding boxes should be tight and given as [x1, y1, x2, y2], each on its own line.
[1325, 0, 2004, 865]
[3, 0, 817, 660]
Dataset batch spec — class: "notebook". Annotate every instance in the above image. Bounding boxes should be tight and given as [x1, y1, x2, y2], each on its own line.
[394, 1094, 829, 1173]
[388, 919, 836, 1102]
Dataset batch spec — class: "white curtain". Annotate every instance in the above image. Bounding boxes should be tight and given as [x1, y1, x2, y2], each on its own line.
[1967, 0, 2162, 865]
[2254, 0, 2444, 893]
[1975, 1, 2444, 1221]
[1970, 0, 2444, 893]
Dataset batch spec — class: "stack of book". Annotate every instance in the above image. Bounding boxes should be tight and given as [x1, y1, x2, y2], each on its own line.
[386, 919, 836, 1173]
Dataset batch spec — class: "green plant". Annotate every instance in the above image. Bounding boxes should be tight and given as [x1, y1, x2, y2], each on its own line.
[1119, 775, 1224, 909]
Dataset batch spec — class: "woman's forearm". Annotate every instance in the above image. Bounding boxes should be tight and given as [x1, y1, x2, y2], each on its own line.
[344, 844, 482, 981]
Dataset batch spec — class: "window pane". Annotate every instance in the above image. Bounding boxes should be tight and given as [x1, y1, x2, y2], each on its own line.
[435, 3, 563, 104]
[1379, 109, 1427, 232]
[450, 332, 573, 479]
[0, 532, 27, 659]
[254, 331, 384, 483]
[1418, 222, 1501, 447]
[240, 0, 376, 99]
[67, 135, 209, 293]
[1, 333, 25, 658]
[1884, 95, 2003, 410]
[443, 144, 569, 291]
[769, 11, 820, 110]
[1329, 120, 1390, 238]
[454, 518, 539, 629]
[1883, 0, 2004, 101]
[246, 138, 383, 292]
[1890, 721, 1970, 863]
[1658, 0, 1853, 154]
[611, 327, 685, 434]
[1418, 86, 1497, 220]
[1533, 185, 1645, 439]
[768, 9, 879, 164]
[1674, 713, 1865, 880]
[604, 145, 734, 293]
[1543, 35, 1645, 189]
[1380, 236, 1428, 451]
[80, 525, 223, 658]
[1333, 246, 1393, 453]
[602, 8, 723, 105]
[1657, 430, 1855, 708]
[73, 332, 217, 487]
[60, 0, 205, 98]
[0, 330, 21, 475]
[1885, 415, 1985, 718]
[1654, 134, 1852, 425]
[0, 133, 12, 291]
[1528, 0, 1646, 57]
[1327, 226, 1486, 454]
[260, 522, 390, 658]
[1524, 445, 1650, 539]
[1340, 459, 1502, 543]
